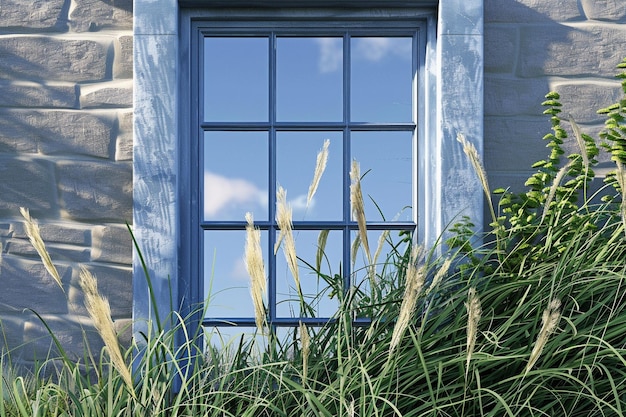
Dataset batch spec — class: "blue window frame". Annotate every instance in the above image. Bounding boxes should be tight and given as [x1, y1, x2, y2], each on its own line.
[184, 16, 426, 336]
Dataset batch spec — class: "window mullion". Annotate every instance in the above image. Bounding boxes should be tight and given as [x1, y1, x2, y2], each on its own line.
[343, 32, 352, 295]
[268, 32, 278, 329]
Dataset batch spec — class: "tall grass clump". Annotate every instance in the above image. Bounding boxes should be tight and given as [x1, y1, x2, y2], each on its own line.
[2, 57, 626, 416]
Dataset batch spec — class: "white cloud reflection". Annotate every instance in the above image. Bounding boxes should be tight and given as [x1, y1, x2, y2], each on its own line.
[204, 172, 268, 218]
[316, 38, 343, 73]
[316, 37, 411, 73]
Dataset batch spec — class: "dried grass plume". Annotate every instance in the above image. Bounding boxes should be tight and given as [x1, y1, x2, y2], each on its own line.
[307, 139, 330, 207]
[465, 287, 481, 377]
[79, 267, 134, 394]
[20, 207, 64, 291]
[245, 212, 267, 331]
[525, 298, 561, 375]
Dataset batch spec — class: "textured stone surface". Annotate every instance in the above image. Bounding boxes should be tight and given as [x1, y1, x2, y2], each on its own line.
[22, 314, 104, 361]
[551, 81, 623, 124]
[484, 116, 550, 171]
[0, 158, 57, 213]
[484, 26, 517, 73]
[67, 264, 133, 318]
[0, 82, 76, 108]
[581, 0, 626, 21]
[0, 256, 71, 313]
[0, 110, 114, 158]
[91, 224, 132, 264]
[519, 25, 626, 78]
[80, 81, 133, 108]
[484, 77, 549, 116]
[0, 0, 68, 30]
[485, 0, 582, 23]
[57, 161, 132, 221]
[116, 111, 133, 161]
[70, 0, 133, 32]
[0, 37, 109, 82]
[114, 35, 133, 79]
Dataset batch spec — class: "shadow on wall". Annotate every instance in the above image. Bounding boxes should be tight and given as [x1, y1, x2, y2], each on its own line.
[484, 0, 625, 194]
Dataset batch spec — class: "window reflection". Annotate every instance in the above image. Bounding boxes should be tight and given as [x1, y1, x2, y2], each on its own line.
[204, 37, 269, 122]
[277, 37, 343, 122]
[203, 131, 268, 221]
[351, 37, 413, 122]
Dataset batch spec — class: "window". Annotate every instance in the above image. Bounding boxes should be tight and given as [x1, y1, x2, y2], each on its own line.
[184, 14, 426, 337]
[132, 0, 483, 343]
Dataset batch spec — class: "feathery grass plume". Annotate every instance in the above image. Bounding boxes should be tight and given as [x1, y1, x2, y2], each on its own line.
[541, 160, 574, 223]
[245, 212, 267, 332]
[299, 321, 310, 383]
[79, 267, 134, 394]
[350, 234, 361, 270]
[569, 116, 589, 171]
[616, 161, 626, 237]
[525, 298, 561, 375]
[425, 257, 452, 295]
[316, 229, 330, 273]
[456, 133, 497, 225]
[307, 139, 330, 207]
[275, 187, 302, 297]
[465, 287, 481, 378]
[372, 230, 390, 272]
[390, 245, 425, 352]
[350, 161, 373, 279]
[20, 208, 63, 291]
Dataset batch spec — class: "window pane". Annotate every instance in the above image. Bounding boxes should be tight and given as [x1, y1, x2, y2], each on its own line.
[351, 37, 413, 122]
[203, 230, 268, 319]
[351, 131, 413, 221]
[277, 37, 343, 122]
[275, 230, 342, 318]
[203, 131, 269, 221]
[276, 131, 343, 221]
[204, 37, 269, 122]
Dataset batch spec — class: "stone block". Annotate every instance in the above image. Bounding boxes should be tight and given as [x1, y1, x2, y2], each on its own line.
[68, 264, 133, 319]
[22, 314, 104, 362]
[485, 0, 582, 23]
[581, 0, 626, 22]
[57, 160, 132, 222]
[484, 77, 549, 116]
[91, 224, 132, 264]
[70, 0, 133, 32]
[0, 0, 68, 31]
[484, 116, 550, 171]
[80, 81, 132, 108]
[0, 255, 71, 313]
[551, 81, 623, 124]
[0, 37, 109, 82]
[519, 24, 626, 79]
[38, 223, 91, 245]
[113, 35, 133, 79]
[484, 26, 518, 73]
[0, 157, 57, 214]
[4, 239, 91, 263]
[115, 110, 133, 161]
[0, 314, 25, 355]
[0, 82, 76, 109]
[0, 110, 114, 158]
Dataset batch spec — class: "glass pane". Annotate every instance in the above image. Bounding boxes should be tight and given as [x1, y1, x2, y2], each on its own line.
[351, 131, 413, 221]
[350, 229, 413, 318]
[351, 37, 413, 122]
[204, 326, 267, 358]
[204, 37, 269, 122]
[203, 131, 269, 221]
[277, 37, 343, 122]
[203, 230, 268, 319]
[276, 131, 343, 221]
[275, 230, 342, 318]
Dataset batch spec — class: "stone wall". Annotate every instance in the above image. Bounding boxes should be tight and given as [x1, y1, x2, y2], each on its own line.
[484, 0, 626, 195]
[0, 0, 133, 368]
